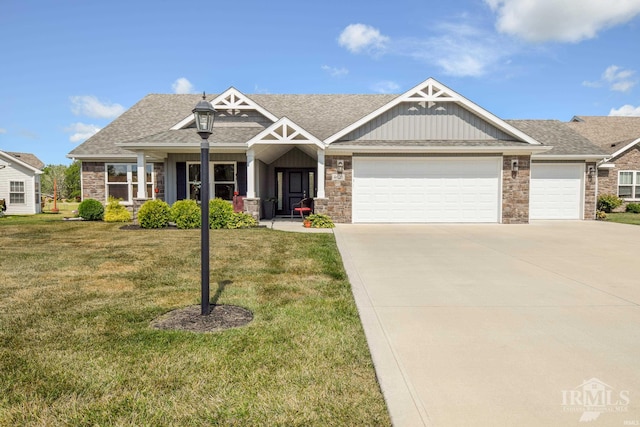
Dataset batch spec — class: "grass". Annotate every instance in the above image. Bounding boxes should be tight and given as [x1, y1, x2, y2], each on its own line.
[605, 212, 640, 225]
[0, 215, 390, 426]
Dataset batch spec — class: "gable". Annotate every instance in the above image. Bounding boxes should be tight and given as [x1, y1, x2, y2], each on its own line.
[327, 77, 540, 145]
[171, 88, 278, 130]
[341, 102, 513, 141]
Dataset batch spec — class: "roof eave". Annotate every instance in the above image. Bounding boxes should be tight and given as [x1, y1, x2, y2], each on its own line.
[326, 145, 553, 155]
[531, 154, 608, 161]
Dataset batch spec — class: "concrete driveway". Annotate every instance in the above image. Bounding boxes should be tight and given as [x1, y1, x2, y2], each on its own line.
[334, 221, 640, 426]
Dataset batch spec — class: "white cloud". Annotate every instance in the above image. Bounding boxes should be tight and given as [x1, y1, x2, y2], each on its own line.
[0, 128, 6, 134]
[609, 105, 640, 116]
[321, 65, 349, 77]
[485, 0, 640, 43]
[70, 95, 125, 119]
[584, 65, 637, 93]
[407, 23, 513, 77]
[603, 65, 637, 92]
[172, 77, 195, 94]
[337, 20, 513, 77]
[338, 24, 389, 55]
[372, 81, 400, 94]
[66, 122, 101, 143]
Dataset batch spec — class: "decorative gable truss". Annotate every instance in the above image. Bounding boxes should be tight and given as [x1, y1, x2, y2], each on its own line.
[403, 80, 459, 107]
[171, 87, 278, 130]
[325, 77, 542, 146]
[248, 117, 324, 148]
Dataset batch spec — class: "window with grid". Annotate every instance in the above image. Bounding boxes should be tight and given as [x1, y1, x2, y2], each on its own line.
[9, 181, 25, 204]
[186, 162, 236, 201]
[106, 163, 154, 203]
[618, 171, 640, 199]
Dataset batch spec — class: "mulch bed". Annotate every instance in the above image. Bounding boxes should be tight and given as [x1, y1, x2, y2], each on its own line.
[151, 304, 253, 333]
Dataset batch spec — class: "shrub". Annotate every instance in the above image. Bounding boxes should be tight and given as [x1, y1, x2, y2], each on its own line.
[626, 203, 640, 213]
[307, 213, 335, 228]
[227, 212, 258, 229]
[209, 198, 234, 229]
[170, 199, 201, 229]
[138, 199, 170, 229]
[78, 198, 104, 221]
[596, 210, 607, 220]
[597, 194, 623, 213]
[104, 197, 132, 223]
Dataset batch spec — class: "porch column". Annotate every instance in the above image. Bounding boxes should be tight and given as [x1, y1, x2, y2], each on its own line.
[316, 148, 325, 198]
[246, 149, 256, 198]
[136, 152, 147, 199]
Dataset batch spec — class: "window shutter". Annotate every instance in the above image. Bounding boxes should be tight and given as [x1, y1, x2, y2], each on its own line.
[176, 162, 186, 200]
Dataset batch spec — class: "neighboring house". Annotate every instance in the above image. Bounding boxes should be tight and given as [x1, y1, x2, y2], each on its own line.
[567, 116, 640, 208]
[67, 77, 607, 224]
[0, 150, 44, 215]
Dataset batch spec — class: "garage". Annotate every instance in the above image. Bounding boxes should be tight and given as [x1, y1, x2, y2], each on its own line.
[530, 163, 583, 220]
[352, 157, 501, 223]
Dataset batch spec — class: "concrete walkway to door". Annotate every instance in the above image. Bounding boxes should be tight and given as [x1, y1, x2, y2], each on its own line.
[334, 221, 640, 426]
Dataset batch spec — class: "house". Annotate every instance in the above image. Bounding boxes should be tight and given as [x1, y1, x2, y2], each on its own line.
[567, 116, 640, 208]
[0, 150, 44, 215]
[67, 77, 607, 223]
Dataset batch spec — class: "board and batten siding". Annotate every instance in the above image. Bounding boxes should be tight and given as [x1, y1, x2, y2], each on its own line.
[343, 102, 513, 141]
[0, 163, 40, 214]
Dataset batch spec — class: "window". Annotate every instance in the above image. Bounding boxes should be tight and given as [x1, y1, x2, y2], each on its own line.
[618, 171, 640, 199]
[106, 163, 154, 203]
[9, 181, 25, 204]
[186, 162, 236, 201]
[213, 163, 236, 200]
[188, 163, 201, 201]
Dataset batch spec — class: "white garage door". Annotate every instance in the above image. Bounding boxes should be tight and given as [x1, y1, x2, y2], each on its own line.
[352, 157, 501, 223]
[530, 163, 583, 220]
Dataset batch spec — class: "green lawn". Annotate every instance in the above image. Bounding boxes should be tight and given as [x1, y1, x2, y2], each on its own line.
[605, 212, 640, 225]
[0, 216, 390, 426]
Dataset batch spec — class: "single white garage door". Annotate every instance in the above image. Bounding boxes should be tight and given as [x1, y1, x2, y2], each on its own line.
[352, 157, 501, 223]
[530, 163, 583, 220]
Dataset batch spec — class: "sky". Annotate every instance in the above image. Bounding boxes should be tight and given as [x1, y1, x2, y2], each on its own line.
[1, 0, 640, 166]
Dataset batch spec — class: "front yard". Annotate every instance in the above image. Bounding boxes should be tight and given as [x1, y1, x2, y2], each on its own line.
[605, 212, 640, 225]
[0, 215, 389, 426]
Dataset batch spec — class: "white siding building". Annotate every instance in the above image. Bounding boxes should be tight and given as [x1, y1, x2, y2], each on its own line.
[0, 150, 44, 215]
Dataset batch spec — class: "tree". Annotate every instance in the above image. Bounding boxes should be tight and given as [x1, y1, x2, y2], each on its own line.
[41, 164, 67, 199]
[64, 161, 81, 200]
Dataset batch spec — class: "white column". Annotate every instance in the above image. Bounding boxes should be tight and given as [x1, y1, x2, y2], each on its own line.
[246, 149, 256, 198]
[136, 152, 147, 199]
[317, 148, 325, 198]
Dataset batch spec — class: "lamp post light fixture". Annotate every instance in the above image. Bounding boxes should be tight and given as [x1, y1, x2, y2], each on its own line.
[192, 93, 216, 315]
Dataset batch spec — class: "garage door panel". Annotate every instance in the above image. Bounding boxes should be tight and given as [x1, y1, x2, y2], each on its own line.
[353, 157, 500, 223]
[530, 163, 583, 220]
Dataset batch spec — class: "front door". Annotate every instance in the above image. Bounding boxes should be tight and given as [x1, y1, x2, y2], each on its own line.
[275, 168, 316, 216]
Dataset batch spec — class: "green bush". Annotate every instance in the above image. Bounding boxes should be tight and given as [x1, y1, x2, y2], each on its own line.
[227, 212, 258, 229]
[78, 198, 104, 221]
[307, 213, 335, 228]
[626, 203, 640, 213]
[209, 198, 234, 229]
[170, 199, 201, 229]
[104, 197, 132, 223]
[597, 194, 623, 213]
[138, 199, 170, 229]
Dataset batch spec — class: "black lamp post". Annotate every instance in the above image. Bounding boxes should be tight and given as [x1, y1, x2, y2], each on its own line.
[192, 93, 216, 315]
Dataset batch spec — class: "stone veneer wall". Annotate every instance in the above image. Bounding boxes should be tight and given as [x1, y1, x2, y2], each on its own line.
[154, 163, 165, 201]
[323, 155, 352, 223]
[502, 155, 530, 224]
[243, 198, 260, 221]
[584, 162, 597, 219]
[81, 162, 106, 201]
